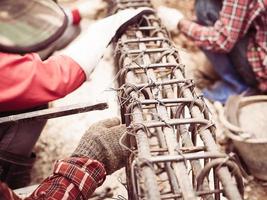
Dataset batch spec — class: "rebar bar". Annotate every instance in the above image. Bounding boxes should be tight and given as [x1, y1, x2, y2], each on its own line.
[0, 102, 108, 124]
[112, 1, 244, 199]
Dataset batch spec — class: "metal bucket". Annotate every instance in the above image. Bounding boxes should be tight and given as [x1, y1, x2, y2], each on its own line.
[221, 95, 267, 181]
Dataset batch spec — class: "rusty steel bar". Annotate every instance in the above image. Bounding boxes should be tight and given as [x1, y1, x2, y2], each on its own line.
[112, 1, 244, 199]
[136, 27, 197, 200]
[0, 102, 108, 124]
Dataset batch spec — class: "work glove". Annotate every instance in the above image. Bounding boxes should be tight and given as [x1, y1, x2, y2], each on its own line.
[72, 118, 128, 174]
[157, 6, 184, 33]
[61, 7, 154, 79]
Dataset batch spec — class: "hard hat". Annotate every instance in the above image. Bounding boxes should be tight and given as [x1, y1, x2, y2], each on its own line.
[0, 0, 67, 53]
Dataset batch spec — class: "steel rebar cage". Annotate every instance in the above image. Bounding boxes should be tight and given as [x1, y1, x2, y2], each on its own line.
[112, 1, 244, 199]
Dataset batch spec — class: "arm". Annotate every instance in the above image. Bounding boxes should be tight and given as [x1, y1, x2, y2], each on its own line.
[0, 118, 126, 199]
[0, 52, 86, 112]
[0, 52, 85, 111]
[179, 0, 250, 52]
[0, 8, 154, 112]
[0, 157, 106, 200]
[27, 157, 106, 199]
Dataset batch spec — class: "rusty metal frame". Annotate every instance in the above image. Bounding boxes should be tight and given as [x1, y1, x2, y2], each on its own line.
[113, 0, 244, 199]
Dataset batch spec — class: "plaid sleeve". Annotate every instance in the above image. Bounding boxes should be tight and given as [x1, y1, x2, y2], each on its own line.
[179, 0, 250, 52]
[27, 157, 106, 200]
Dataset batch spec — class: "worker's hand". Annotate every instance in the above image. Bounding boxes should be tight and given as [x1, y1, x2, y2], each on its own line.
[72, 118, 128, 174]
[61, 7, 154, 79]
[157, 6, 184, 33]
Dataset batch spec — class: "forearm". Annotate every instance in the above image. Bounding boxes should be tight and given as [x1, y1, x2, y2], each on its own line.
[179, 18, 236, 52]
[178, 0, 249, 53]
[26, 157, 106, 200]
[0, 52, 86, 111]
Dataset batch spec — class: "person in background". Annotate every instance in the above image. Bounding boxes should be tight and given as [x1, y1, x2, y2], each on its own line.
[0, 0, 152, 189]
[157, 0, 267, 103]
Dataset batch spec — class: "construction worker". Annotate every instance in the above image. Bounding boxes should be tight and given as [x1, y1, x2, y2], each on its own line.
[0, 0, 152, 189]
[157, 0, 267, 103]
[0, 118, 128, 199]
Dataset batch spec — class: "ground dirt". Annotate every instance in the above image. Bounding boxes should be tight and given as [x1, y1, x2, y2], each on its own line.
[29, 0, 267, 199]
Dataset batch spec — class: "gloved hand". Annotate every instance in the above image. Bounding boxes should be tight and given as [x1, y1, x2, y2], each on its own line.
[72, 118, 128, 174]
[157, 6, 184, 32]
[61, 7, 154, 79]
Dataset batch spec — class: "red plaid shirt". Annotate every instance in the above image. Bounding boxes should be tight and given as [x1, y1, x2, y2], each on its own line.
[179, 0, 267, 90]
[0, 157, 106, 200]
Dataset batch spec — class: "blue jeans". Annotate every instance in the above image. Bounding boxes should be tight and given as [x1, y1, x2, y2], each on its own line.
[195, 0, 257, 102]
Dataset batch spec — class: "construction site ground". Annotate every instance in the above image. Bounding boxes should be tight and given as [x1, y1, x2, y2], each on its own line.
[28, 0, 267, 199]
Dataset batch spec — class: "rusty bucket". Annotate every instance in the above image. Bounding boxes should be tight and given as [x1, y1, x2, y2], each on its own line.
[220, 95, 267, 181]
